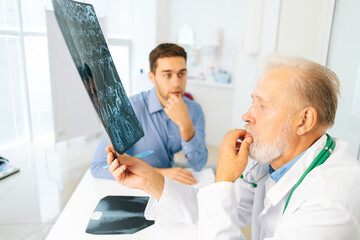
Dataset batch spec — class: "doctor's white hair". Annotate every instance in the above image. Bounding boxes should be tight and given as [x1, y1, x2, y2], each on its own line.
[261, 53, 340, 129]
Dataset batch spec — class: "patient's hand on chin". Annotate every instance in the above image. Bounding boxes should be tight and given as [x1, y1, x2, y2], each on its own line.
[154, 167, 197, 185]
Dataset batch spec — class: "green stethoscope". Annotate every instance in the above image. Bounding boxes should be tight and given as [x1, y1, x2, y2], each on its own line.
[240, 134, 335, 214]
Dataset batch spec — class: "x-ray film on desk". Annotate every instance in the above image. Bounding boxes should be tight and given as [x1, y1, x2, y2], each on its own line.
[52, 0, 144, 154]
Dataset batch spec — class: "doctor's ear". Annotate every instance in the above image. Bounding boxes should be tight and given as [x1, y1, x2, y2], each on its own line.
[296, 107, 318, 135]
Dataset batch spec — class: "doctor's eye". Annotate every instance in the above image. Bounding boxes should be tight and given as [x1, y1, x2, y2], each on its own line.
[256, 103, 266, 111]
[163, 73, 171, 78]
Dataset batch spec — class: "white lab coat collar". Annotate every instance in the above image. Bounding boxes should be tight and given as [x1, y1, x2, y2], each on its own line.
[266, 134, 328, 206]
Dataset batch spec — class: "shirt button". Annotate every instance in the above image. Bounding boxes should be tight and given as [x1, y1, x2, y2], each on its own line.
[184, 146, 188, 150]
[168, 135, 172, 138]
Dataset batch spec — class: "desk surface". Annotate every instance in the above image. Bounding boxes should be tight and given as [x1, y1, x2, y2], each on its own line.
[47, 168, 215, 240]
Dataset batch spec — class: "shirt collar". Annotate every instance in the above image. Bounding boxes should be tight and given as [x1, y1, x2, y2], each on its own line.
[265, 134, 328, 206]
[148, 88, 164, 114]
[268, 150, 307, 182]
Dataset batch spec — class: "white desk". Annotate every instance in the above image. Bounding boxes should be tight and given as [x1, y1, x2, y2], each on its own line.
[47, 168, 215, 240]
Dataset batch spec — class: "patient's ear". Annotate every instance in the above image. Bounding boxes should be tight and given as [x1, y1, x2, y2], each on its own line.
[296, 107, 318, 135]
[148, 71, 155, 84]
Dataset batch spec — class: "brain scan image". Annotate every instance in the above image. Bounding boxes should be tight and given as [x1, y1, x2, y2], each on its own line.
[53, 0, 144, 154]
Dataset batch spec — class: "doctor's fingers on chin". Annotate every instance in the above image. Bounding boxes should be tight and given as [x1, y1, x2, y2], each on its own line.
[224, 129, 246, 141]
[237, 138, 252, 157]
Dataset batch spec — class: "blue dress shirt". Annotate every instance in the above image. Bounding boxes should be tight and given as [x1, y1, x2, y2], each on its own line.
[269, 150, 307, 182]
[91, 88, 208, 179]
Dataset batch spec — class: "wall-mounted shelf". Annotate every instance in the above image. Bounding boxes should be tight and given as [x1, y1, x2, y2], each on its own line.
[187, 78, 234, 89]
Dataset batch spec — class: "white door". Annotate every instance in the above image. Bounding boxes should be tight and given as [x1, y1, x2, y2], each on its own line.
[326, 1, 360, 159]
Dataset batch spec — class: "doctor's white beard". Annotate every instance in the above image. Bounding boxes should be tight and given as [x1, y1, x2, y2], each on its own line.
[245, 121, 292, 163]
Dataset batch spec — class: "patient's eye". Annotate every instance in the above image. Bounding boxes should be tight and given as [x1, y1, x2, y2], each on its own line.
[178, 72, 186, 78]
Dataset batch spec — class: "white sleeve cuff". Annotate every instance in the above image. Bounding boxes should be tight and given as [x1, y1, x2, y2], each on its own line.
[144, 177, 199, 225]
[144, 176, 172, 220]
[198, 181, 234, 199]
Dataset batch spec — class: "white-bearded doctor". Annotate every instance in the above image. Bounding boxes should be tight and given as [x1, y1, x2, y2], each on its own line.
[106, 53, 360, 240]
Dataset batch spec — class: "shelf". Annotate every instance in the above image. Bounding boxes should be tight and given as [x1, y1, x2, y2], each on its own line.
[187, 78, 234, 89]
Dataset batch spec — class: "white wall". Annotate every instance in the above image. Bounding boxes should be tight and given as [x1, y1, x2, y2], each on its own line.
[274, 0, 360, 156]
[186, 83, 235, 146]
[155, 0, 281, 146]
[132, 0, 352, 150]
[130, 0, 158, 95]
[156, 0, 172, 44]
[327, 0, 360, 157]
[169, 0, 250, 76]
[46, 10, 102, 143]
[166, 0, 252, 146]
[276, 0, 335, 65]
[231, 0, 281, 130]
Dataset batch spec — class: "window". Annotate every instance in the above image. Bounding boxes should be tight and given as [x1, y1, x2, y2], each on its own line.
[86, 0, 133, 94]
[0, 0, 31, 149]
[108, 40, 131, 94]
[0, 35, 29, 147]
[24, 36, 53, 139]
[0, 0, 134, 149]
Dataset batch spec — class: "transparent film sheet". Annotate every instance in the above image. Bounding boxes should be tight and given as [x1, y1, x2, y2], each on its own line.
[52, 0, 144, 153]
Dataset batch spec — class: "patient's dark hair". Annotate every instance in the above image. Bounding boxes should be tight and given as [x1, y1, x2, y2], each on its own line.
[149, 43, 187, 73]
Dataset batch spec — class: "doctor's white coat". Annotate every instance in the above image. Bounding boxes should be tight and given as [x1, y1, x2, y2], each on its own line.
[145, 135, 360, 239]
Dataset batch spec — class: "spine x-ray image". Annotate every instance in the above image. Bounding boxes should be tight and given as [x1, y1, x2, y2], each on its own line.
[52, 0, 144, 154]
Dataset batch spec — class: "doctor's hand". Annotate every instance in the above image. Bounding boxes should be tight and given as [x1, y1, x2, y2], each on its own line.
[164, 94, 195, 142]
[154, 167, 197, 185]
[106, 145, 165, 200]
[215, 129, 253, 183]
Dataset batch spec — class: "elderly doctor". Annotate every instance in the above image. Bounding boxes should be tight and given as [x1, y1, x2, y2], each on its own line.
[106, 54, 360, 239]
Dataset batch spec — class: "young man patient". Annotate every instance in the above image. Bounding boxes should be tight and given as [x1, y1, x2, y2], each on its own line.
[91, 43, 208, 185]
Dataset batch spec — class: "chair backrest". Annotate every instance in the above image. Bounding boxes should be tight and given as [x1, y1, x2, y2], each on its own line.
[184, 92, 194, 101]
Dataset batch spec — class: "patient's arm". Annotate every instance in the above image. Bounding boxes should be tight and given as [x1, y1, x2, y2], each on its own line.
[91, 136, 114, 179]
